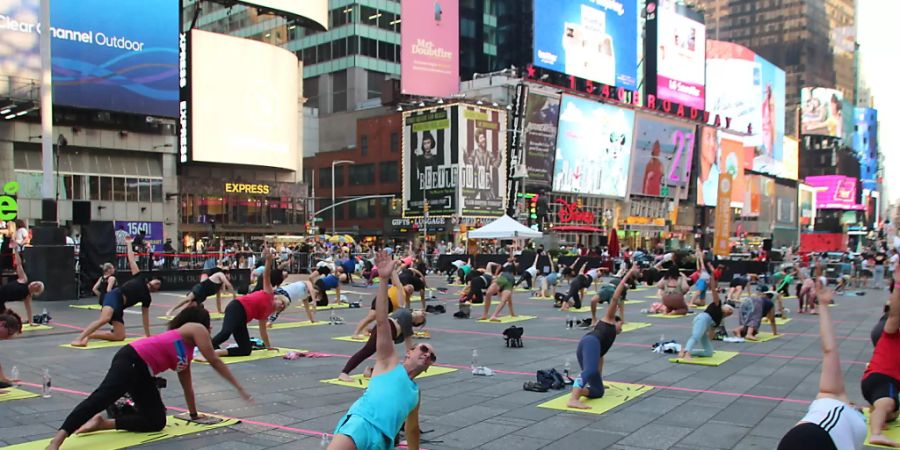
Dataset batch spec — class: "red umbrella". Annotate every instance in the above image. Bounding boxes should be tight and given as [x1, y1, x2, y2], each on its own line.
[607, 228, 620, 258]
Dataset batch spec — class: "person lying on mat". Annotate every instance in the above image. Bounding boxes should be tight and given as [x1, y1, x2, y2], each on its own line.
[482, 263, 518, 321]
[778, 284, 867, 450]
[0, 247, 44, 326]
[0, 311, 23, 391]
[589, 269, 633, 326]
[656, 266, 690, 315]
[349, 284, 414, 340]
[329, 252, 434, 450]
[45, 308, 252, 450]
[859, 264, 900, 447]
[70, 237, 160, 347]
[267, 280, 318, 326]
[199, 249, 289, 360]
[677, 264, 734, 360]
[732, 287, 778, 341]
[566, 265, 639, 410]
[339, 263, 426, 382]
[165, 268, 235, 317]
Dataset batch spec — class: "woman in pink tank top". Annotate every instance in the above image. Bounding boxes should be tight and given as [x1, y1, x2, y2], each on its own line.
[46, 308, 252, 450]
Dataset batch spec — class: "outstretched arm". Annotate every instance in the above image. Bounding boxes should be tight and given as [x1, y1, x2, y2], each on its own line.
[262, 249, 273, 294]
[605, 266, 638, 323]
[707, 263, 720, 306]
[13, 247, 26, 283]
[373, 252, 397, 369]
[814, 285, 846, 400]
[126, 237, 140, 276]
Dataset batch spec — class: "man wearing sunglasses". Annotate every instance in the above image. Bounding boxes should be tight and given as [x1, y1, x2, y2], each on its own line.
[330, 251, 435, 450]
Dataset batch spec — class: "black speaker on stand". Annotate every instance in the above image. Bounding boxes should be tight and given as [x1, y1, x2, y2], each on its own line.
[73, 201, 91, 225]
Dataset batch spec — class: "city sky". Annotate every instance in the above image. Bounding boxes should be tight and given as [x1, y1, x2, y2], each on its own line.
[857, 0, 898, 204]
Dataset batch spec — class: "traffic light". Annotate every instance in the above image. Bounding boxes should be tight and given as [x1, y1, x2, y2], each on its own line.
[529, 195, 538, 220]
[391, 198, 399, 209]
[423, 201, 430, 214]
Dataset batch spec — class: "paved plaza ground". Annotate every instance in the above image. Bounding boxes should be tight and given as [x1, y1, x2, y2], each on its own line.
[0, 274, 892, 449]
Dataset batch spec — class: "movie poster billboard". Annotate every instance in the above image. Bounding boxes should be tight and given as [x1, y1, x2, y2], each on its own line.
[532, 0, 639, 90]
[653, 0, 706, 110]
[458, 106, 507, 217]
[697, 127, 745, 207]
[553, 95, 635, 198]
[852, 107, 878, 191]
[402, 106, 458, 217]
[801, 87, 845, 137]
[630, 114, 695, 198]
[522, 93, 560, 188]
[400, 0, 459, 97]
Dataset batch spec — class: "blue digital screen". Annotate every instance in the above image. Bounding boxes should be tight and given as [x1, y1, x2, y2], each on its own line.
[0, 0, 179, 117]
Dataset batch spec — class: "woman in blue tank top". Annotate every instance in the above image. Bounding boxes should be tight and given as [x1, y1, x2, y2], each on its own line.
[330, 252, 436, 450]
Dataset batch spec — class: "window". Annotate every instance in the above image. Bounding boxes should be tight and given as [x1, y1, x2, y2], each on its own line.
[100, 177, 112, 201]
[126, 178, 139, 202]
[378, 41, 396, 62]
[317, 42, 331, 63]
[379, 161, 399, 182]
[332, 70, 347, 113]
[367, 71, 384, 99]
[361, 135, 369, 155]
[318, 167, 332, 187]
[139, 179, 152, 202]
[113, 178, 125, 202]
[304, 77, 319, 109]
[348, 164, 375, 185]
[390, 132, 399, 152]
[360, 37, 378, 58]
[348, 36, 358, 55]
[461, 18, 476, 38]
[302, 46, 317, 65]
[333, 37, 347, 59]
[334, 166, 345, 186]
[350, 198, 377, 218]
[90, 176, 100, 200]
[72, 175, 85, 200]
[148, 179, 162, 203]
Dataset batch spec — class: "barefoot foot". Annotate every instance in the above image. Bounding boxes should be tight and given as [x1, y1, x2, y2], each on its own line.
[868, 434, 900, 447]
[337, 373, 353, 383]
[75, 413, 105, 434]
[566, 399, 592, 410]
[69, 339, 88, 347]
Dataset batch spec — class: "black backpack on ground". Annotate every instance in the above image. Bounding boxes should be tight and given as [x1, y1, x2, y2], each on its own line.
[503, 326, 524, 348]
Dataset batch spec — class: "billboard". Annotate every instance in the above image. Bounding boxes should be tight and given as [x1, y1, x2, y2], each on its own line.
[114, 221, 164, 252]
[458, 105, 507, 217]
[629, 114, 695, 198]
[852, 107, 878, 191]
[400, 0, 459, 97]
[782, 136, 799, 181]
[532, 0, 639, 90]
[713, 173, 733, 257]
[698, 127, 746, 207]
[402, 106, 458, 217]
[652, 0, 706, 110]
[804, 175, 864, 210]
[553, 95, 634, 198]
[183, 30, 299, 170]
[0, 0, 179, 117]
[801, 87, 845, 137]
[775, 183, 798, 227]
[521, 93, 560, 188]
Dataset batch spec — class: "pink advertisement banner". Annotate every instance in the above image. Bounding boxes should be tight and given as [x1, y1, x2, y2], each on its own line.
[656, 75, 705, 110]
[804, 175, 865, 210]
[401, 0, 459, 97]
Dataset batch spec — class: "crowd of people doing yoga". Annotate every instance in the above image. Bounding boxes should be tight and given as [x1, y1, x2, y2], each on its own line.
[1, 234, 899, 450]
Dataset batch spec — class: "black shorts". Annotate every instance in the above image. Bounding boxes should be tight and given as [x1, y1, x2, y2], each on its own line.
[731, 277, 748, 288]
[190, 284, 210, 304]
[370, 297, 395, 314]
[861, 372, 900, 411]
[777, 422, 837, 450]
[102, 289, 126, 324]
[400, 273, 425, 291]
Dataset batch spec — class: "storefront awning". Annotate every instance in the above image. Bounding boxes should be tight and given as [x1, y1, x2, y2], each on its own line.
[552, 226, 605, 233]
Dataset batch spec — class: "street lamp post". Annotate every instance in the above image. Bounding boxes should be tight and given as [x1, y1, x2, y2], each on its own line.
[331, 160, 355, 236]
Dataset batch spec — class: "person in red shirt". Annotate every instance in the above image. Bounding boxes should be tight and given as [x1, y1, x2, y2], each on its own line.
[861, 265, 900, 447]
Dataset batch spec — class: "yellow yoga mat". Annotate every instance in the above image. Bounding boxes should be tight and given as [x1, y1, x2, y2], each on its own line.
[333, 335, 369, 343]
[622, 322, 651, 333]
[623, 300, 644, 305]
[530, 296, 554, 301]
[564, 307, 593, 313]
[866, 410, 900, 449]
[647, 313, 694, 319]
[321, 366, 458, 389]
[315, 303, 350, 311]
[61, 338, 140, 350]
[21, 324, 53, 332]
[69, 304, 102, 310]
[269, 321, 328, 330]
[3, 415, 239, 450]
[194, 347, 306, 365]
[537, 382, 652, 415]
[745, 332, 781, 343]
[669, 350, 739, 366]
[478, 315, 536, 324]
[774, 317, 792, 325]
[0, 387, 40, 402]
[158, 313, 225, 321]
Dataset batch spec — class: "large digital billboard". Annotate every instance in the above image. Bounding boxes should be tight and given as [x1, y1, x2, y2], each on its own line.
[401, 0, 459, 97]
[652, 0, 706, 110]
[532, 0, 639, 90]
[522, 93, 560, 189]
[402, 105, 458, 217]
[0, 0, 179, 117]
[459, 105, 507, 217]
[184, 30, 299, 170]
[852, 107, 878, 191]
[553, 95, 634, 198]
[697, 127, 745, 207]
[801, 87, 845, 137]
[630, 114, 695, 198]
[804, 175, 864, 210]
[782, 136, 799, 181]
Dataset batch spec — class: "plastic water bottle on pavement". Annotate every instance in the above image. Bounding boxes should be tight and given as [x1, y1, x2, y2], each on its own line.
[564, 358, 571, 378]
[41, 368, 51, 398]
[320, 433, 331, 447]
[10, 365, 18, 385]
[470, 349, 479, 370]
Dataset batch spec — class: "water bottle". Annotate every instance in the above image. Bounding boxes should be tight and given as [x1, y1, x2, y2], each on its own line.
[320, 433, 330, 447]
[10, 365, 18, 385]
[563, 358, 571, 378]
[471, 349, 479, 369]
[41, 368, 51, 398]
[329, 311, 336, 325]
[41, 308, 49, 324]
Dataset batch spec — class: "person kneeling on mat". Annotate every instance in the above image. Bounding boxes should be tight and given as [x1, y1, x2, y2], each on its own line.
[0, 247, 44, 327]
[330, 251, 434, 450]
[0, 310, 23, 390]
[732, 287, 778, 340]
[860, 265, 900, 447]
[567, 266, 639, 409]
[655, 267, 690, 315]
[166, 268, 235, 317]
[202, 249, 289, 359]
[677, 263, 733, 360]
[45, 308, 252, 450]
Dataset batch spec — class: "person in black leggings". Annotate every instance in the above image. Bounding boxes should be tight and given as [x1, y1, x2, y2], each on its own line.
[556, 258, 596, 310]
[0, 247, 44, 327]
[0, 311, 23, 390]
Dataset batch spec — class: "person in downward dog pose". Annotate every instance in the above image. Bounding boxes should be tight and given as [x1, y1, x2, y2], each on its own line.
[0, 247, 44, 327]
[484, 263, 519, 321]
[45, 308, 252, 450]
[329, 251, 435, 450]
[777, 284, 867, 450]
[677, 263, 734, 360]
[567, 266, 639, 409]
[859, 265, 900, 447]
[165, 268, 235, 317]
[732, 287, 778, 341]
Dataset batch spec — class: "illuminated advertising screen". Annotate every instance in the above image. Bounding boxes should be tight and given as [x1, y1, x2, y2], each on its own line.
[652, 0, 706, 110]
[458, 105, 507, 217]
[522, 93, 560, 188]
[401, 0, 459, 97]
[185, 30, 299, 170]
[781, 136, 799, 181]
[804, 175, 864, 210]
[630, 114, 695, 198]
[402, 105, 458, 217]
[0, 0, 179, 117]
[553, 95, 634, 197]
[801, 87, 845, 137]
[697, 127, 745, 207]
[852, 107, 878, 191]
[532, 0, 639, 90]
